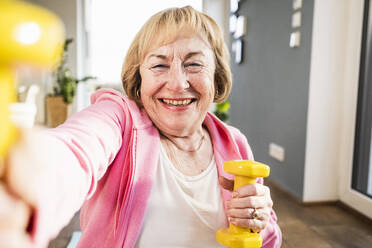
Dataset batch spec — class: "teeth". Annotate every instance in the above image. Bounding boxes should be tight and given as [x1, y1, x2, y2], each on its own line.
[162, 99, 192, 106]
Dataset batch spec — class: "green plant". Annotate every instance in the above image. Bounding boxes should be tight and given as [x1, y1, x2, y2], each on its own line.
[214, 100, 230, 122]
[53, 38, 95, 104]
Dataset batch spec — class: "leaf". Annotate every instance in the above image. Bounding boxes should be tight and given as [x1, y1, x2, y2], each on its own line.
[77, 76, 96, 83]
[216, 101, 230, 112]
[51, 38, 95, 104]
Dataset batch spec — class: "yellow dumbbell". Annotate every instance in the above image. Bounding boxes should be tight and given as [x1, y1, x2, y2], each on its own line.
[216, 160, 270, 248]
[0, 0, 65, 176]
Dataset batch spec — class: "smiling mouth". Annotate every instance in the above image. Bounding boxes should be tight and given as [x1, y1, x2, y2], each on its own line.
[159, 98, 196, 106]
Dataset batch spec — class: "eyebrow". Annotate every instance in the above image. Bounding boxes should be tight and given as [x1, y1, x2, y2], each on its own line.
[147, 51, 205, 61]
[184, 51, 205, 60]
[147, 54, 168, 60]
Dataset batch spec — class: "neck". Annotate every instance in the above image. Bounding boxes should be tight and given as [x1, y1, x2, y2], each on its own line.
[160, 127, 205, 153]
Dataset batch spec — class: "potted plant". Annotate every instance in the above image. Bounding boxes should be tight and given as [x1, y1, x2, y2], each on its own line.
[46, 38, 95, 127]
[214, 100, 230, 123]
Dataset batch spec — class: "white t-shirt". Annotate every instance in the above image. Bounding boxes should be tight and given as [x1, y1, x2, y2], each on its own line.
[134, 144, 227, 248]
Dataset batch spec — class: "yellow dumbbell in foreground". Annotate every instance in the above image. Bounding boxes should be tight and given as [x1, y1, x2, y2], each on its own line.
[0, 0, 64, 176]
[216, 160, 270, 248]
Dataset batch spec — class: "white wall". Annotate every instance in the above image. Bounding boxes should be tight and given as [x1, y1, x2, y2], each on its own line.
[203, 0, 229, 44]
[30, 0, 78, 76]
[303, 0, 364, 202]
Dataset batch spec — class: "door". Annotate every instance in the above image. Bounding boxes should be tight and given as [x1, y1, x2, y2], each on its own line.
[340, 0, 372, 219]
[353, 0, 372, 200]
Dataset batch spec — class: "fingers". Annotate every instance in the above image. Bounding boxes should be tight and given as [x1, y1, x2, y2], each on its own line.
[218, 176, 234, 191]
[227, 195, 268, 209]
[229, 183, 273, 209]
[0, 231, 31, 248]
[0, 129, 36, 248]
[226, 183, 273, 232]
[234, 183, 270, 198]
[227, 207, 270, 221]
[0, 183, 31, 248]
[226, 206, 271, 231]
[229, 217, 268, 231]
[0, 158, 4, 179]
[4, 128, 45, 207]
[0, 184, 31, 230]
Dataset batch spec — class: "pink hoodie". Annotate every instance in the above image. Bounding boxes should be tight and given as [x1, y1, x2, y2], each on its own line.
[30, 89, 281, 247]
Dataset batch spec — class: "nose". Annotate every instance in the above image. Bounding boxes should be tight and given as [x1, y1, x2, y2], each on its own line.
[166, 63, 190, 91]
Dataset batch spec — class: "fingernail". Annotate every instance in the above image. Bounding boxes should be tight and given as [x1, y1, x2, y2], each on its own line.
[232, 191, 239, 198]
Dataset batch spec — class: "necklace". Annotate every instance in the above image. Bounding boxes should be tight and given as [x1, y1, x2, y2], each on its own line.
[161, 131, 205, 153]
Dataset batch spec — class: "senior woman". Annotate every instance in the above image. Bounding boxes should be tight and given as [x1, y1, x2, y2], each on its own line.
[1, 6, 281, 248]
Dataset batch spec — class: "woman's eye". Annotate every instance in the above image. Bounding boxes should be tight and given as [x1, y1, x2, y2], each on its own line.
[186, 63, 202, 67]
[151, 64, 168, 69]
[185, 63, 203, 73]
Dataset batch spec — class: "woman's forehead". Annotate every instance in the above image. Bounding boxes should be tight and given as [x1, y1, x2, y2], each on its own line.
[143, 34, 212, 60]
[143, 24, 207, 49]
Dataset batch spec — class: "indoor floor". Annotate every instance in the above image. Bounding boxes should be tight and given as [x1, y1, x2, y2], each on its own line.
[48, 180, 372, 248]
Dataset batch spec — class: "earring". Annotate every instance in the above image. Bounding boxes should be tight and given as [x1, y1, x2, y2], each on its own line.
[135, 88, 140, 98]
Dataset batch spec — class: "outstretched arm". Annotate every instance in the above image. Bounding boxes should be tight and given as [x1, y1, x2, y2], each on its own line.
[2, 89, 128, 247]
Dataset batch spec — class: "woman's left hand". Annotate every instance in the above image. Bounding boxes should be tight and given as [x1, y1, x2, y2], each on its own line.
[219, 176, 273, 232]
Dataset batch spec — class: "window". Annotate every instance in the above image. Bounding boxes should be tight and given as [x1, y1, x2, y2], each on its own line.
[86, 0, 202, 84]
[352, 0, 372, 198]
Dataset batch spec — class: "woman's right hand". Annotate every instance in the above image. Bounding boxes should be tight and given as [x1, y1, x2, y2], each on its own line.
[0, 182, 31, 248]
[0, 129, 45, 248]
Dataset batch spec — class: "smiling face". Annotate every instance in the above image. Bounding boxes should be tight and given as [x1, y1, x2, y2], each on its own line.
[139, 35, 216, 137]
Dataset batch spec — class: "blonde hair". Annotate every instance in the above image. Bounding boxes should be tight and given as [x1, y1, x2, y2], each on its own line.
[121, 6, 232, 104]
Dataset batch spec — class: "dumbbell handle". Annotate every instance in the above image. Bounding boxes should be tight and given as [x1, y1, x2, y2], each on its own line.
[0, 68, 18, 178]
[234, 176, 257, 190]
[229, 175, 258, 234]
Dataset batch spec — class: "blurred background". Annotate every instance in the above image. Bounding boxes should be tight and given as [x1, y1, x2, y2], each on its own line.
[12, 0, 372, 247]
